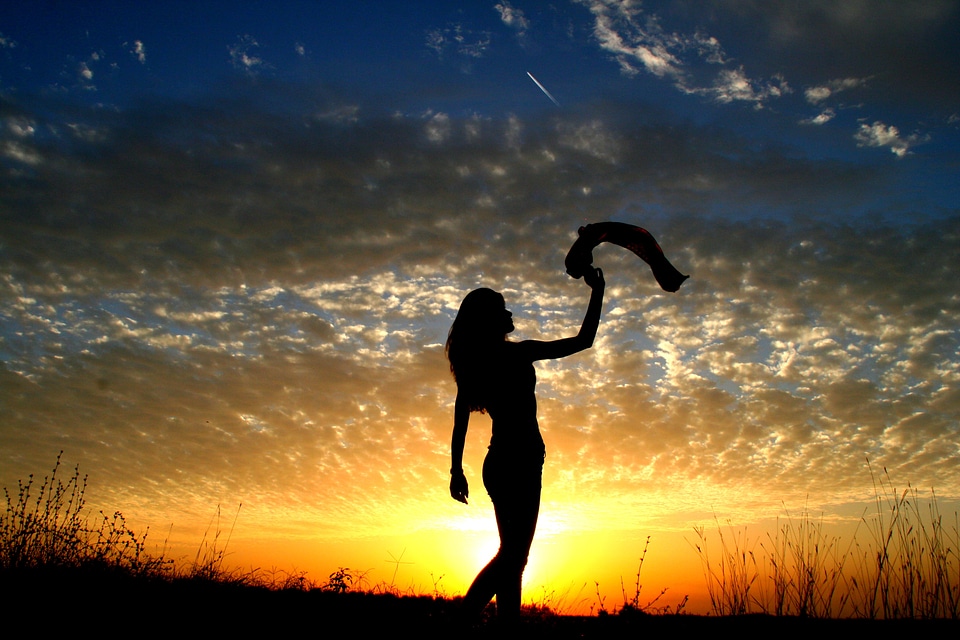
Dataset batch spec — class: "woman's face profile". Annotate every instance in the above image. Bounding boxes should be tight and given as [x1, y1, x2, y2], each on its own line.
[501, 302, 514, 335]
[488, 293, 513, 336]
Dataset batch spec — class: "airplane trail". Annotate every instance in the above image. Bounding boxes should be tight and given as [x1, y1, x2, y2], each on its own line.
[527, 71, 560, 107]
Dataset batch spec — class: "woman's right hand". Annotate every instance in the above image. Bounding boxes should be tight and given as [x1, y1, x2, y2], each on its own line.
[584, 267, 604, 291]
[450, 471, 469, 504]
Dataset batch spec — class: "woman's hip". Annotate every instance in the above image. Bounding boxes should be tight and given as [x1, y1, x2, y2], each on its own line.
[482, 446, 544, 500]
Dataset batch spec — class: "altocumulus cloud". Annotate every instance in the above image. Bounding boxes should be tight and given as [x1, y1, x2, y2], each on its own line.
[1, 79, 958, 534]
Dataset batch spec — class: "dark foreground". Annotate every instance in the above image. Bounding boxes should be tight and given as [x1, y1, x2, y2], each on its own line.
[6, 567, 958, 638]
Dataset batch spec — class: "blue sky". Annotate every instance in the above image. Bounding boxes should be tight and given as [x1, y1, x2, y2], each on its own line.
[2, 1, 959, 606]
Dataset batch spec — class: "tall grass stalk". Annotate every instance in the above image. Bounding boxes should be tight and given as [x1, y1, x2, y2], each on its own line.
[692, 463, 960, 619]
[761, 505, 851, 617]
[692, 519, 760, 615]
[844, 463, 960, 619]
[188, 503, 244, 582]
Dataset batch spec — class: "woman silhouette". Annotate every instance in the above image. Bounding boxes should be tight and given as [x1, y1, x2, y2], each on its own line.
[446, 268, 604, 622]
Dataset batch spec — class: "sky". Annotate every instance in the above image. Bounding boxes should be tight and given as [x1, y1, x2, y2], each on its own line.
[2, 1, 959, 613]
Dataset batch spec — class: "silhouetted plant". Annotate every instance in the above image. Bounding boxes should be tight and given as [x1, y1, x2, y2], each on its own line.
[618, 535, 671, 615]
[0, 452, 168, 577]
[758, 505, 851, 617]
[429, 572, 446, 598]
[844, 462, 960, 619]
[324, 567, 354, 593]
[692, 520, 760, 615]
[1, 452, 86, 569]
[691, 461, 960, 619]
[592, 581, 607, 616]
[186, 503, 245, 583]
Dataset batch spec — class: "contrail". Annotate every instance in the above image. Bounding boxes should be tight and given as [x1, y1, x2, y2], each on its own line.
[527, 71, 560, 107]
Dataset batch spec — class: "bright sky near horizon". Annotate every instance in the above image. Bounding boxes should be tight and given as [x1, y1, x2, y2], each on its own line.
[2, 1, 959, 613]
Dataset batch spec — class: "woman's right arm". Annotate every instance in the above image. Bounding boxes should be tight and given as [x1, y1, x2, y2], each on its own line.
[521, 267, 605, 361]
[450, 392, 470, 504]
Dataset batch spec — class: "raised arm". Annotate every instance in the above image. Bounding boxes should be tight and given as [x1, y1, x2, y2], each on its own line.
[520, 268, 605, 362]
[578, 266, 605, 347]
[449, 392, 470, 504]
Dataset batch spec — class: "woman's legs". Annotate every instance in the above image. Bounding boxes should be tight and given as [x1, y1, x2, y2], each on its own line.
[461, 449, 542, 621]
[488, 486, 540, 619]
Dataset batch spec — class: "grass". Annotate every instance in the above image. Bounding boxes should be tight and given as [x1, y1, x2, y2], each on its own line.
[846, 462, 960, 618]
[691, 461, 960, 619]
[3, 453, 959, 627]
[0, 452, 298, 591]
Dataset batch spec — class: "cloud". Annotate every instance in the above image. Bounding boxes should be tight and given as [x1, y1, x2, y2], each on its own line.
[801, 108, 835, 126]
[583, 0, 683, 79]
[425, 24, 491, 63]
[577, 0, 790, 107]
[2, 139, 41, 165]
[423, 111, 451, 143]
[314, 105, 359, 125]
[805, 77, 868, 104]
[7, 208, 958, 516]
[714, 2, 959, 113]
[854, 120, 928, 156]
[495, 2, 530, 37]
[130, 40, 146, 64]
[2, 81, 958, 544]
[0, 86, 899, 297]
[5, 117, 35, 138]
[557, 119, 620, 162]
[693, 67, 791, 106]
[0, 32, 16, 49]
[228, 35, 268, 74]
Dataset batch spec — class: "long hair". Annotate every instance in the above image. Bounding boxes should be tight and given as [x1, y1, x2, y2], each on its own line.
[445, 288, 506, 413]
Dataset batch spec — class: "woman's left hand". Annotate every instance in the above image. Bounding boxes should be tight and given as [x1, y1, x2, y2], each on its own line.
[450, 471, 469, 504]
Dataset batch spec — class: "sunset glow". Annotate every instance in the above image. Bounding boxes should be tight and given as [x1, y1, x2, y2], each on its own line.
[2, 1, 959, 615]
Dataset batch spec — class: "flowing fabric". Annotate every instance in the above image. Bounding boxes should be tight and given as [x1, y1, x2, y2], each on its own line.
[564, 221, 689, 292]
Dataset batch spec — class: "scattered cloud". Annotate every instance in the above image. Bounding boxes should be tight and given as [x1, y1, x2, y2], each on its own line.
[2, 139, 41, 165]
[557, 119, 619, 162]
[69, 52, 105, 91]
[577, 0, 790, 107]
[495, 2, 530, 38]
[692, 32, 728, 65]
[423, 110, 451, 143]
[854, 121, 929, 157]
[583, 0, 682, 79]
[6, 117, 36, 137]
[314, 105, 359, 125]
[691, 67, 791, 106]
[2, 89, 956, 524]
[130, 40, 146, 64]
[425, 24, 491, 62]
[801, 108, 836, 126]
[228, 35, 268, 74]
[805, 77, 868, 104]
[425, 29, 445, 56]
